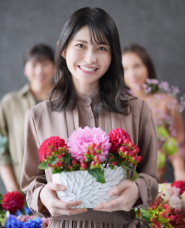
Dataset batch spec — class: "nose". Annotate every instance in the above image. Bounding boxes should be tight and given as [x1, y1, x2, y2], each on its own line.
[35, 64, 43, 75]
[84, 50, 96, 64]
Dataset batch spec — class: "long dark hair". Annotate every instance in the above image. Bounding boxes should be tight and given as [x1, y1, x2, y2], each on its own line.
[122, 44, 158, 92]
[49, 7, 132, 115]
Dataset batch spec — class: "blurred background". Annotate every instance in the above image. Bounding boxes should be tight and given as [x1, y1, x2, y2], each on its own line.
[0, 0, 185, 193]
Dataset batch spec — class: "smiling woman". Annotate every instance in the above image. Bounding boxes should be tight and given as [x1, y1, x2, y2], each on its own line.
[21, 7, 158, 228]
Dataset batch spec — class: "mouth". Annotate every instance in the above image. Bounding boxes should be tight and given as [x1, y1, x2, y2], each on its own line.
[78, 65, 98, 72]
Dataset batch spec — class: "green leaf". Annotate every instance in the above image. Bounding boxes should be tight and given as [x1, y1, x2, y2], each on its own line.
[141, 213, 151, 223]
[63, 153, 72, 162]
[88, 168, 106, 183]
[50, 156, 57, 165]
[85, 156, 92, 162]
[39, 161, 48, 169]
[108, 153, 120, 165]
[121, 163, 139, 180]
[52, 167, 63, 174]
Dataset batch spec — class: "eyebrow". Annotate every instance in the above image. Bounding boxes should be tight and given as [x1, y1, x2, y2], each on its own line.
[75, 40, 109, 45]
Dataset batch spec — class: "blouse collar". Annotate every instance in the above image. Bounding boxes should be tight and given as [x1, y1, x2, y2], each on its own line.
[75, 87, 99, 106]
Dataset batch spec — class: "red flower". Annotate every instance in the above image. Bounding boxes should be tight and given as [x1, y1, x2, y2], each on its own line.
[109, 128, 131, 153]
[171, 181, 185, 195]
[39, 136, 67, 162]
[169, 208, 185, 228]
[2, 191, 24, 213]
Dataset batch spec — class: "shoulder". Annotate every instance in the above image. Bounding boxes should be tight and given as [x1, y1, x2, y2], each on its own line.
[129, 98, 152, 115]
[26, 100, 50, 118]
[0, 90, 21, 109]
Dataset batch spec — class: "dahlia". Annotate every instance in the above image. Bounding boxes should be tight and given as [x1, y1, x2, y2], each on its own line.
[109, 128, 131, 153]
[2, 191, 24, 213]
[68, 127, 111, 162]
[39, 136, 67, 162]
[169, 208, 185, 228]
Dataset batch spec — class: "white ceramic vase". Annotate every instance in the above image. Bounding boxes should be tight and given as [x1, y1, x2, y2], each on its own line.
[52, 166, 127, 208]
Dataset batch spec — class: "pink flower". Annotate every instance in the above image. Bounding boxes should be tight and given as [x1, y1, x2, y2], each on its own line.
[169, 195, 183, 209]
[170, 186, 180, 197]
[68, 127, 111, 162]
[41, 218, 50, 228]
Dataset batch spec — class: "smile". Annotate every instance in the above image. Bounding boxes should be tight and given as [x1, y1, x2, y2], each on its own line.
[78, 65, 98, 72]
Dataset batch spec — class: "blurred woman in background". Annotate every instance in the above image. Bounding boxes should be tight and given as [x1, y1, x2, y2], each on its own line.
[122, 44, 185, 182]
[0, 44, 55, 191]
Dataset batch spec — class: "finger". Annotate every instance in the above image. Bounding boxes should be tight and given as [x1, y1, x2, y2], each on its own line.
[50, 208, 87, 217]
[94, 195, 123, 210]
[109, 179, 132, 196]
[47, 182, 66, 191]
[54, 199, 82, 209]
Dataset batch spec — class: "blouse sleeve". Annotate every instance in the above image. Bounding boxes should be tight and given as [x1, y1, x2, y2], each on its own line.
[0, 100, 12, 165]
[20, 109, 50, 218]
[133, 100, 159, 210]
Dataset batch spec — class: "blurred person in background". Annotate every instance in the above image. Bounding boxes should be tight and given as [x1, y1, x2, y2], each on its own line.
[0, 44, 55, 191]
[122, 44, 185, 183]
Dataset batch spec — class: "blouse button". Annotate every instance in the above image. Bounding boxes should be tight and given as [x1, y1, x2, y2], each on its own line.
[88, 114, 93, 119]
[86, 98, 91, 104]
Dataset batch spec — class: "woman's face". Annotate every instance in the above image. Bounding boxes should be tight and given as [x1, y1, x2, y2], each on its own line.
[63, 26, 111, 88]
[24, 59, 55, 88]
[122, 52, 148, 90]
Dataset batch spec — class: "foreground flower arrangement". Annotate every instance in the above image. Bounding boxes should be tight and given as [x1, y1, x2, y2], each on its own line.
[38, 127, 142, 208]
[39, 127, 141, 183]
[0, 191, 50, 228]
[136, 180, 185, 228]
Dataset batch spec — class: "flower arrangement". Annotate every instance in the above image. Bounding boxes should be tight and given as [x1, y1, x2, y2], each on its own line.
[0, 192, 50, 228]
[136, 181, 185, 228]
[132, 79, 185, 169]
[38, 127, 141, 183]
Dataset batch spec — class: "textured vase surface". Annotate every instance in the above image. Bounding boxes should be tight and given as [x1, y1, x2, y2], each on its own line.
[53, 166, 126, 208]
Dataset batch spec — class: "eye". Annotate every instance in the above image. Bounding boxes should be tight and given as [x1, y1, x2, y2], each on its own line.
[76, 44, 85, 48]
[98, 47, 107, 51]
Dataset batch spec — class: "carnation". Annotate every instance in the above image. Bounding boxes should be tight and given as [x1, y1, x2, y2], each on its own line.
[39, 136, 67, 162]
[169, 195, 183, 209]
[158, 183, 171, 202]
[68, 127, 111, 162]
[109, 128, 131, 153]
[171, 180, 185, 195]
[2, 191, 24, 213]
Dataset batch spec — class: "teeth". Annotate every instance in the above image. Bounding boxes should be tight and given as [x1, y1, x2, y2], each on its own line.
[80, 66, 96, 71]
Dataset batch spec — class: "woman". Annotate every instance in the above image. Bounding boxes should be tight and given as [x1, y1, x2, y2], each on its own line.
[21, 8, 158, 228]
[0, 44, 55, 191]
[122, 44, 185, 183]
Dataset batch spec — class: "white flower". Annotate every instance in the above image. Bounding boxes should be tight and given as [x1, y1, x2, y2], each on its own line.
[158, 183, 171, 202]
[179, 191, 185, 210]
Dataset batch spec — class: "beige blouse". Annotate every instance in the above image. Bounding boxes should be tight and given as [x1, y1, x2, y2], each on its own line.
[0, 84, 36, 185]
[21, 88, 158, 228]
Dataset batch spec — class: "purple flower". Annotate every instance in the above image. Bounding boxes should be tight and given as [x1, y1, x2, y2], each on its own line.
[68, 127, 111, 162]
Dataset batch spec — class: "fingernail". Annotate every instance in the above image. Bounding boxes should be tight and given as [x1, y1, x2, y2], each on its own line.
[78, 201, 82, 205]
[60, 186, 65, 190]
[109, 191, 114, 196]
[83, 209, 87, 212]
[95, 205, 101, 209]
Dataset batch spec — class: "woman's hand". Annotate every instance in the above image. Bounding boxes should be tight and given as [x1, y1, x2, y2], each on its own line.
[39, 183, 87, 216]
[93, 179, 139, 212]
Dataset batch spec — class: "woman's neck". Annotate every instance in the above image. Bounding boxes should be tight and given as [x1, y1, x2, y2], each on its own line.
[30, 83, 53, 100]
[72, 78, 99, 95]
[131, 87, 145, 99]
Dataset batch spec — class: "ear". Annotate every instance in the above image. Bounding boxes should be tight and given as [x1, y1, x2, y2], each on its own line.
[61, 48, 66, 59]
